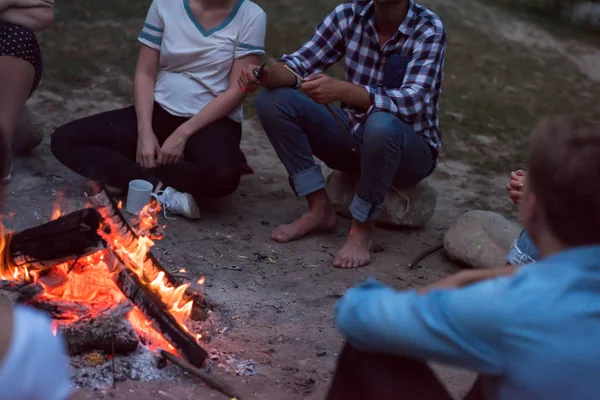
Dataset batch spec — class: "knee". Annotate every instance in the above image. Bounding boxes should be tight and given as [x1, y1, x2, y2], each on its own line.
[254, 87, 304, 119]
[210, 165, 241, 198]
[50, 124, 71, 159]
[362, 112, 408, 154]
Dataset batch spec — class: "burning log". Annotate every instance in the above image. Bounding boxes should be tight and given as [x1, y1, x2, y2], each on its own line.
[28, 299, 91, 320]
[87, 186, 208, 321]
[8, 208, 105, 271]
[0, 281, 43, 302]
[112, 259, 208, 368]
[59, 301, 139, 356]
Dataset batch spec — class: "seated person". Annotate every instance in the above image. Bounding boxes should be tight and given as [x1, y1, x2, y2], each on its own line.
[239, 0, 447, 268]
[0, 0, 54, 181]
[51, 0, 266, 218]
[0, 138, 71, 400]
[505, 169, 539, 265]
[329, 116, 600, 399]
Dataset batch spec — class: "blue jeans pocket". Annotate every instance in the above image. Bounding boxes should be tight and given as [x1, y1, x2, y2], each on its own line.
[382, 54, 409, 88]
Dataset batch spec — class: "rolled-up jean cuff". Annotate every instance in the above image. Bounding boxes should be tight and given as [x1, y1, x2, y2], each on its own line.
[349, 194, 384, 223]
[290, 165, 325, 197]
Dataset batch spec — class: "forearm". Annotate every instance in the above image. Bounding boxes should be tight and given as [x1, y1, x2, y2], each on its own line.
[133, 71, 156, 136]
[337, 81, 372, 111]
[0, 0, 13, 13]
[420, 266, 518, 294]
[0, 6, 54, 31]
[262, 62, 298, 89]
[178, 89, 244, 136]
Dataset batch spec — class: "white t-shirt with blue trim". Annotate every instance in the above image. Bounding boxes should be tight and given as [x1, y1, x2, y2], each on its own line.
[138, 0, 266, 123]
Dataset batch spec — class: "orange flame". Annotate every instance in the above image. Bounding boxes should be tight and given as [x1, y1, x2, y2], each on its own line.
[0, 195, 204, 351]
[51, 191, 65, 221]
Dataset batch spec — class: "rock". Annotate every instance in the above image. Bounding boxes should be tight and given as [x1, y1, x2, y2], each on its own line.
[325, 171, 437, 228]
[443, 210, 521, 269]
[13, 107, 44, 155]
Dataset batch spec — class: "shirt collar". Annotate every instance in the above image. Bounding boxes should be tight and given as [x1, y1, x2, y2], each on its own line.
[356, 0, 416, 36]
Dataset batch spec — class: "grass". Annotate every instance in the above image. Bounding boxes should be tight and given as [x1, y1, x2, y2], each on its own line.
[36, 0, 600, 173]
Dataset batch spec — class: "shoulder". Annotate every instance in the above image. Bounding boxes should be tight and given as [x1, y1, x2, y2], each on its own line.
[238, 0, 266, 22]
[412, 2, 446, 38]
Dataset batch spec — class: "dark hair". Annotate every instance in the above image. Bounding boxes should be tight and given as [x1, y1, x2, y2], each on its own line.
[528, 116, 600, 247]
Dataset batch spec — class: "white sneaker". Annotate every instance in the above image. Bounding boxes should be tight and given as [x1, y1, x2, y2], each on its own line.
[154, 187, 201, 220]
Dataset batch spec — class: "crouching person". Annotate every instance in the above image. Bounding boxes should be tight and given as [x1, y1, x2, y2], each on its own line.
[329, 116, 600, 400]
[239, 0, 447, 268]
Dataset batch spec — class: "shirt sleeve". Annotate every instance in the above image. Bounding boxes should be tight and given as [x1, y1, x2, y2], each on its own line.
[14, 306, 72, 400]
[279, 5, 345, 81]
[235, 11, 266, 59]
[138, 0, 164, 50]
[362, 28, 447, 122]
[335, 278, 510, 375]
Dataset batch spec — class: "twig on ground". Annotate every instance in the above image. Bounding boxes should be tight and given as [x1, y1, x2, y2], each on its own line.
[408, 244, 444, 269]
[160, 350, 239, 399]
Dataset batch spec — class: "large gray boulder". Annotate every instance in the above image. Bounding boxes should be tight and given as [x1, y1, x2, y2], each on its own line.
[325, 171, 437, 228]
[13, 107, 44, 155]
[443, 210, 521, 269]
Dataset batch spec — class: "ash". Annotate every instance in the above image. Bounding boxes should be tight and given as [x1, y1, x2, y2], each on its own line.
[69, 346, 180, 391]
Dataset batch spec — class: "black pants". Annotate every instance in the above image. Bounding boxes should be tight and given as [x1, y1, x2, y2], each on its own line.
[51, 104, 243, 200]
[327, 344, 485, 400]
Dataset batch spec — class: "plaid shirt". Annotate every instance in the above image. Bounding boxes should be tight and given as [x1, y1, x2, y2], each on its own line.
[280, 0, 447, 153]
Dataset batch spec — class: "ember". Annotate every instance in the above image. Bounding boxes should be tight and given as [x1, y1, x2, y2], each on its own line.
[0, 186, 208, 368]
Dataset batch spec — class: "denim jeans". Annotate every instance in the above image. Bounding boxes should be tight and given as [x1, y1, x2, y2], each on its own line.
[254, 88, 436, 223]
[506, 229, 540, 265]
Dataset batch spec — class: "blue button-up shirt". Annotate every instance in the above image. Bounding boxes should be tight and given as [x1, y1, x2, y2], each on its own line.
[336, 246, 600, 400]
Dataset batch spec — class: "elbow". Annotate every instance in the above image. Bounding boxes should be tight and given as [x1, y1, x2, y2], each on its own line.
[40, 9, 54, 29]
[32, 8, 54, 31]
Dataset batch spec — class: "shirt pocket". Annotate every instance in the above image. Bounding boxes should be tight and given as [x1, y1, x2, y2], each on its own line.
[382, 54, 409, 89]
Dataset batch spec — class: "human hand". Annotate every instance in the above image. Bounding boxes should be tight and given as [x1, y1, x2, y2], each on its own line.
[238, 64, 263, 94]
[505, 169, 526, 205]
[300, 74, 342, 104]
[136, 130, 160, 169]
[10, 0, 54, 8]
[157, 128, 188, 166]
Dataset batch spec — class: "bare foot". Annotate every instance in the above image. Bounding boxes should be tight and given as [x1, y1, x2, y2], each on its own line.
[272, 189, 337, 243]
[272, 207, 337, 243]
[333, 221, 373, 269]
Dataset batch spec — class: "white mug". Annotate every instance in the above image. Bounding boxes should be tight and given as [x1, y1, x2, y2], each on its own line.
[125, 179, 153, 215]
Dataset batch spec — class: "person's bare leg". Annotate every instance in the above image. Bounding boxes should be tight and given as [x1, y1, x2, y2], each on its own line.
[333, 219, 373, 269]
[0, 55, 35, 176]
[272, 188, 337, 243]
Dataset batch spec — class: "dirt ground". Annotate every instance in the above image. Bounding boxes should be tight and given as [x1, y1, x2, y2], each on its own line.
[4, 0, 599, 398]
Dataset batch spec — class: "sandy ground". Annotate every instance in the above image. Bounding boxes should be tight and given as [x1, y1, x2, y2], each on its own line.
[8, 101, 485, 399]
[5, 0, 598, 398]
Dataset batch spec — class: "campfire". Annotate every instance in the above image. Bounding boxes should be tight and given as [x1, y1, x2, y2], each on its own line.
[0, 184, 208, 368]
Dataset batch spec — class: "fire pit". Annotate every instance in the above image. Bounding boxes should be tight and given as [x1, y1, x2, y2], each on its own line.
[0, 184, 208, 369]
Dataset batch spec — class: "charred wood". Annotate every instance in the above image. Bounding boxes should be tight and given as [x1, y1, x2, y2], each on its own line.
[8, 208, 105, 270]
[111, 260, 207, 368]
[59, 301, 139, 356]
[88, 186, 207, 321]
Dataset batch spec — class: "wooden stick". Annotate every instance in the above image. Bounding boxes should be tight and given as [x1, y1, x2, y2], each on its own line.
[283, 64, 356, 152]
[408, 244, 444, 269]
[160, 350, 239, 399]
